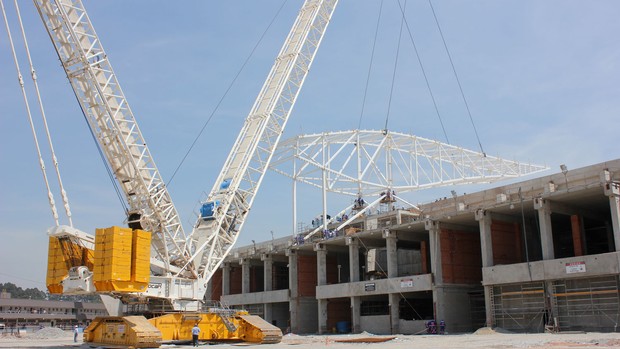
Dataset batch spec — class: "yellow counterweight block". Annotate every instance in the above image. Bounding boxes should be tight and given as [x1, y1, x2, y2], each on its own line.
[93, 226, 151, 292]
[46, 236, 94, 294]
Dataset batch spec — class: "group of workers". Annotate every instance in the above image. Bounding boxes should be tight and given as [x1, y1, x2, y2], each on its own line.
[425, 319, 446, 335]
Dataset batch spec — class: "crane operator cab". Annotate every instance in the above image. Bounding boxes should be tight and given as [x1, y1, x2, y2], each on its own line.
[200, 178, 231, 220]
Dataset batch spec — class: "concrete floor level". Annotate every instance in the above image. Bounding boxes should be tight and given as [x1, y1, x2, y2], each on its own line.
[207, 159, 620, 335]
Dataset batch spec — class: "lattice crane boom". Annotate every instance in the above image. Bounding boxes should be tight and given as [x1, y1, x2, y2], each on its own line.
[34, 0, 191, 276]
[186, 0, 339, 284]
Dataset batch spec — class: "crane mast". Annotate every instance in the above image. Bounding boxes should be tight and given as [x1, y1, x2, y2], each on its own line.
[187, 0, 339, 286]
[34, 0, 192, 278]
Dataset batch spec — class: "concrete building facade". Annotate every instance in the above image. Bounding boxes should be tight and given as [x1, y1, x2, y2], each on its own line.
[208, 159, 620, 334]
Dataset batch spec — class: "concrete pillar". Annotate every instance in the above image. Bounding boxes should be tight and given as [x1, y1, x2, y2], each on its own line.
[315, 243, 327, 286]
[389, 293, 400, 334]
[351, 296, 361, 333]
[383, 230, 398, 278]
[475, 209, 494, 268]
[262, 254, 274, 324]
[262, 254, 273, 291]
[534, 198, 554, 260]
[222, 263, 231, 296]
[318, 299, 328, 334]
[287, 249, 298, 333]
[475, 209, 494, 327]
[346, 237, 360, 282]
[426, 220, 442, 283]
[604, 180, 620, 251]
[241, 258, 250, 294]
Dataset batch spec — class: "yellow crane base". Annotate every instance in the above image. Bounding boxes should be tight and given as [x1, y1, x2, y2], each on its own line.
[84, 311, 282, 347]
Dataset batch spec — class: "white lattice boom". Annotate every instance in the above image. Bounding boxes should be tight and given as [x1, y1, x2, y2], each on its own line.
[270, 129, 548, 196]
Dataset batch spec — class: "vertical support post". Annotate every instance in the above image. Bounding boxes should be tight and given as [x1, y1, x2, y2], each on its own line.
[534, 198, 555, 260]
[389, 293, 400, 334]
[262, 253, 273, 323]
[351, 296, 361, 333]
[383, 229, 398, 278]
[287, 249, 298, 333]
[322, 137, 328, 231]
[346, 237, 360, 282]
[603, 177, 620, 251]
[292, 150, 297, 238]
[426, 219, 444, 322]
[222, 263, 231, 296]
[240, 258, 250, 294]
[475, 209, 494, 327]
[315, 243, 328, 334]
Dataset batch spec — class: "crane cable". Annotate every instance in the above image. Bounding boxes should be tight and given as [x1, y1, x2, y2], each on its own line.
[358, 0, 383, 130]
[167, 0, 289, 188]
[428, 0, 485, 155]
[395, 0, 450, 144]
[13, 0, 73, 226]
[1, 0, 61, 226]
[384, 0, 407, 133]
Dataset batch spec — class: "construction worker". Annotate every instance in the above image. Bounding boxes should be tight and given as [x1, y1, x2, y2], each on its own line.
[191, 323, 201, 347]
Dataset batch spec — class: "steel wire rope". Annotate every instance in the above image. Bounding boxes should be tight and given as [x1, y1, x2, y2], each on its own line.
[395, 0, 450, 144]
[358, 0, 384, 130]
[31, 1, 129, 215]
[384, 0, 407, 133]
[167, 0, 289, 188]
[1, 0, 60, 226]
[13, 0, 73, 226]
[428, 0, 485, 155]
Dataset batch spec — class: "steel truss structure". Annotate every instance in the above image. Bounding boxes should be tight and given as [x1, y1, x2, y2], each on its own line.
[271, 129, 548, 196]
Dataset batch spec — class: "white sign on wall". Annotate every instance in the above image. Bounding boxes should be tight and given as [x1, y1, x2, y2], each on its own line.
[401, 279, 413, 288]
[565, 261, 586, 274]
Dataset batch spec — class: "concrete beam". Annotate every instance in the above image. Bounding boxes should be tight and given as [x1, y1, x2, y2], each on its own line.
[534, 198, 555, 260]
[475, 209, 494, 268]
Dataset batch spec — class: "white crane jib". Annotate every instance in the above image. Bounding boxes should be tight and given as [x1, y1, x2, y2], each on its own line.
[34, 0, 191, 278]
[186, 0, 339, 287]
[34, 0, 338, 307]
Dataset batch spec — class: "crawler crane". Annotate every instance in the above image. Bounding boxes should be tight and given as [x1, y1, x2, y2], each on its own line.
[33, 0, 338, 346]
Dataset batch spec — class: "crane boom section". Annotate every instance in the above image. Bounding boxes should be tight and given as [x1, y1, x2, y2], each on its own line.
[34, 0, 192, 276]
[187, 0, 339, 282]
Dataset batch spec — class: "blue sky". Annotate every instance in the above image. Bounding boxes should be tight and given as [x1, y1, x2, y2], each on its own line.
[1, 1, 619, 289]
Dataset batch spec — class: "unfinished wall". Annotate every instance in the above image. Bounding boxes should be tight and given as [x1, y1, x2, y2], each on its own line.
[298, 255, 317, 297]
[440, 229, 482, 284]
[360, 315, 390, 334]
[492, 220, 522, 264]
[326, 298, 351, 332]
[250, 265, 264, 292]
[210, 269, 222, 301]
[230, 265, 242, 295]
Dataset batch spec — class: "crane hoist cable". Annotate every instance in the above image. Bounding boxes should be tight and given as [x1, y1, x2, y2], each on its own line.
[12, 0, 73, 227]
[396, 0, 450, 145]
[167, 0, 289, 188]
[384, 0, 407, 133]
[358, 0, 384, 130]
[428, 0, 485, 155]
[1, 0, 61, 226]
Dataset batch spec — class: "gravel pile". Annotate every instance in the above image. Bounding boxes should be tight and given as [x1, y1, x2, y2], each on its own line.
[28, 327, 71, 339]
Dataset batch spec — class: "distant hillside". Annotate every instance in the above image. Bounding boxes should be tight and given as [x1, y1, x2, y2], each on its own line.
[0, 282, 101, 302]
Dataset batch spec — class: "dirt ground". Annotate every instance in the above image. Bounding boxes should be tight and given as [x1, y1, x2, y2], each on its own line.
[2, 330, 620, 349]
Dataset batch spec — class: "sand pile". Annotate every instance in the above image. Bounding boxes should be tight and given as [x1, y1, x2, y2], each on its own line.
[28, 327, 70, 339]
[473, 327, 514, 335]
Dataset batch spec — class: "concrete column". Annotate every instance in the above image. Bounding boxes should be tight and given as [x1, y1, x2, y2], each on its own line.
[346, 237, 360, 282]
[475, 210, 495, 327]
[262, 254, 274, 324]
[287, 249, 298, 333]
[383, 230, 398, 278]
[222, 263, 231, 296]
[475, 209, 494, 268]
[351, 296, 361, 333]
[318, 299, 328, 334]
[241, 258, 250, 294]
[534, 198, 554, 260]
[389, 293, 400, 335]
[315, 243, 327, 286]
[262, 254, 273, 291]
[426, 220, 442, 284]
[604, 180, 620, 251]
